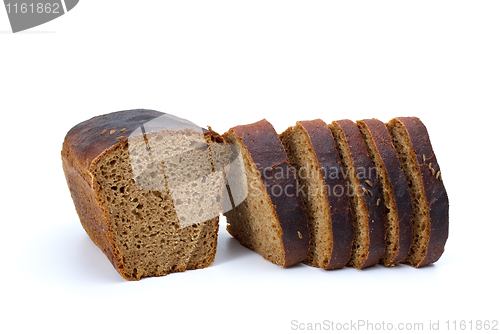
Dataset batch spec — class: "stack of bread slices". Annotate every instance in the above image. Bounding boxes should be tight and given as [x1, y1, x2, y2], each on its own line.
[223, 117, 448, 269]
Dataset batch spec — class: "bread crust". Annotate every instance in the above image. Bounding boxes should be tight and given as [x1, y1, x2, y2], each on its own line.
[62, 109, 222, 279]
[358, 119, 412, 265]
[63, 109, 165, 174]
[297, 120, 353, 269]
[62, 157, 120, 269]
[334, 120, 386, 268]
[228, 119, 310, 267]
[391, 117, 448, 267]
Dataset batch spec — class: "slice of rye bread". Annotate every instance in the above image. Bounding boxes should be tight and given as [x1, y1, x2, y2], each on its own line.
[280, 120, 352, 269]
[223, 119, 310, 267]
[329, 120, 386, 269]
[386, 117, 449, 267]
[62, 109, 230, 280]
[357, 119, 412, 266]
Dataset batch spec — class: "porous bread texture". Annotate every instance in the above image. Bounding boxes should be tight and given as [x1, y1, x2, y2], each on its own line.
[386, 117, 448, 267]
[357, 119, 411, 266]
[109, 129, 224, 279]
[63, 119, 229, 280]
[222, 130, 287, 266]
[280, 124, 333, 268]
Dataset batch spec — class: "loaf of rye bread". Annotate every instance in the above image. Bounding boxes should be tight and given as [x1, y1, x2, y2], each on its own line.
[62, 109, 230, 280]
[280, 120, 352, 269]
[329, 120, 386, 269]
[386, 117, 449, 267]
[223, 119, 310, 267]
[357, 119, 412, 266]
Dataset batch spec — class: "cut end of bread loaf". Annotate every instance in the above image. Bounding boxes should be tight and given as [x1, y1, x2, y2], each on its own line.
[96, 131, 222, 279]
[62, 110, 229, 280]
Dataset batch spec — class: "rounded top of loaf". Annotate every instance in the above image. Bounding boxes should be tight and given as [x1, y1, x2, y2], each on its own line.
[62, 109, 211, 172]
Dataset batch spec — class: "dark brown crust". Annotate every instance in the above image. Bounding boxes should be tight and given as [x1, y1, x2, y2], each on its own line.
[62, 139, 124, 275]
[62, 157, 119, 270]
[335, 120, 386, 268]
[228, 119, 310, 267]
[392, 117, 449, 267]
[297, 120, 353, 269]
[358, 119, 412, 264]
[64, 109, 165, 173]
[62, 109, 221, 280]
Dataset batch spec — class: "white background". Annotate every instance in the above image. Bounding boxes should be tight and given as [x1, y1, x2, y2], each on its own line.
[1, 1, 499, 333]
